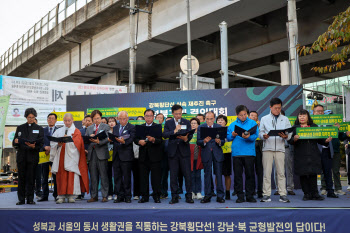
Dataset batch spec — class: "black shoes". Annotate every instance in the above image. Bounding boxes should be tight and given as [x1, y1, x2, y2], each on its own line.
[312, 193, 325, 201]
[37, 197, 48, 202]
[16, 201, 25, 205]
[186, 197, 194, 204]
[125, 198, 132, 203]
[236, 198, 245, 203]
[154, 198, 161, 203]
[27, 200, 36, 205]
[113, 197, 125, 203]
[200, 196, 211, 203]
[302, 194, 312, 201]
[138, 197, 149, 203]
[216, 197, 225, 203]
[287, 191, 296, 195]
[257, 193, 263, 199]
[327, 192, 339, 198]
[246, 197, 257, 203]
[169, 197, 179, 204]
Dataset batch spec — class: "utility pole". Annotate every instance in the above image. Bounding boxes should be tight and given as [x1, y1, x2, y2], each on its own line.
[186, 0, 193, 90]
[129, 0, 136, 93]
[287, 0, 301, 85]
[219, 21, 229, 89]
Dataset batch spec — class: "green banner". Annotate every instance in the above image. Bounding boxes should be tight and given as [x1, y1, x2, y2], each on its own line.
[296, 126, 338, 139]
[189, 132, 197, 144]
[287, 116, 297, 125]
[168, 114, 198, 120]
[128, 120, 159, 125]
[87, 108, 118, 117]
[0, 95, 10, 170]
[339, 122, 350, 133]
[312, 114, 343, 125]
[87, 107, 147, 117]
[288, 114, 343, 126]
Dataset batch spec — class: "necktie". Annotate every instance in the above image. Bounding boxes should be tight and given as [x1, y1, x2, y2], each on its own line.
[119, 126, 124, 135]
[209, 126, 212, 128]
[95, 125, 99, 134]
[49, 128, 53, 136]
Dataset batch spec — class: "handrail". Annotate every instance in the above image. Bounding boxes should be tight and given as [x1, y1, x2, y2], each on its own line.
[0, 0, 93, 71]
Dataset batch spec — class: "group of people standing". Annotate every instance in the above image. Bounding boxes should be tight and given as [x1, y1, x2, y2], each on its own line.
[12, 97, 349, 205]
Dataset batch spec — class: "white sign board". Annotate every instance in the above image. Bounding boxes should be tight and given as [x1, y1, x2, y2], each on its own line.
[6, 104, 66, 126]
[0, 75, 127, 105]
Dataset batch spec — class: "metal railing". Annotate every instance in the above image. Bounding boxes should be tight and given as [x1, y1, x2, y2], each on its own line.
[0, 0, 93, 72]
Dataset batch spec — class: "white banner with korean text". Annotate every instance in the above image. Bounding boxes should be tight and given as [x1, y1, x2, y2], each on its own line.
[0, 75, 127, 105]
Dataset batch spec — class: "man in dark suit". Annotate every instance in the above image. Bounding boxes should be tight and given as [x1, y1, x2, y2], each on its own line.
[197, 111, 225, 203]
[134, 109, 163, 203]
[112, 111, 136, 203]
[38, 113, 58, 202]
[163, 104, 194, 204]
[86, 110, 110, 203]
[80, 115, 93, 152]
[313, 105, 338, 198]
[13, 108, 44, 205]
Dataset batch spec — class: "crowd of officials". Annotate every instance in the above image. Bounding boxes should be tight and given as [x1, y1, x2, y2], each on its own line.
[12, 97, 350, 205]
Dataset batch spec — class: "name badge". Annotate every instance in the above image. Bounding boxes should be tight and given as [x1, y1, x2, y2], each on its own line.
[33, 130, 39, 134]
[181, 125, 187, 130]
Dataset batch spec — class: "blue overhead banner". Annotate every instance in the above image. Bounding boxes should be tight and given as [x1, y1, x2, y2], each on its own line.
[67, 85, 303, 122]
[0, 209, 349, 233]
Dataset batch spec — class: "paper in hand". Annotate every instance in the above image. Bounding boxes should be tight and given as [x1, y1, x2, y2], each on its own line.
[170, 129, 196, 140]
[47, 136, 73, 143]
[18, 138, 42, 145]
[108, 132, 130, 143]
[268, 127, 293, 136]
[234, 124, 258, 137]
[136, 124, 162, 139]
[82, 131, 107, 144]
[199, 127, 227, 140]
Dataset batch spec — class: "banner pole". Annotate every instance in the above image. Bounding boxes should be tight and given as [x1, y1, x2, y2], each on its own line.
[342, 84, 346, 122]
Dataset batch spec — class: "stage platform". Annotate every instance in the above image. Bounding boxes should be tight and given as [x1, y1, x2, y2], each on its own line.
[1, 189, 350, 233]
[1, 188, 350, 209]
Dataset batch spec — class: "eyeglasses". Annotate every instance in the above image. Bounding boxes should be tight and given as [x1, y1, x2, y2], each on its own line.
[144, 115, 154, 118]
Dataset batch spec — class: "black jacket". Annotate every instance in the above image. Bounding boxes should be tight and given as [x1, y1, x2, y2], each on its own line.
[162, 118, 193, 158]
[12, 123, 44, 164]
[112, 123, 136, 162]
[288, 124, 328, 176]
[134, 123, 163, 162]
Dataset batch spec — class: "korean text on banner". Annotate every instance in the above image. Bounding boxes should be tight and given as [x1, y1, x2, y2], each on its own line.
[87, 107, 146, 117]
[0, 75, 127, 105]
[54, 112, 85, 121]
[296, 127, 338, 139]
[0, 95, 10, 168]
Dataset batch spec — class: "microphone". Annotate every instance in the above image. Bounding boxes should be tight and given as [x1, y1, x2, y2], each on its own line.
[216, 134, 220, 139]
[18, 132, 21, 137]
[145, 138, 149, 142]
[244, 131, 249, 136]
[177, 119, 181, 124]
[65, 127, 68, 135]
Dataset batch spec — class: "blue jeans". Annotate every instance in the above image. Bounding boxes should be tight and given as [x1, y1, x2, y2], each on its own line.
[191, 160, 202, 193]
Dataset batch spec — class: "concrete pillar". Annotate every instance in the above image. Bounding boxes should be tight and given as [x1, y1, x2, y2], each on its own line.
[98, 71, 118, 85]
[280, 61, 290, 85]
